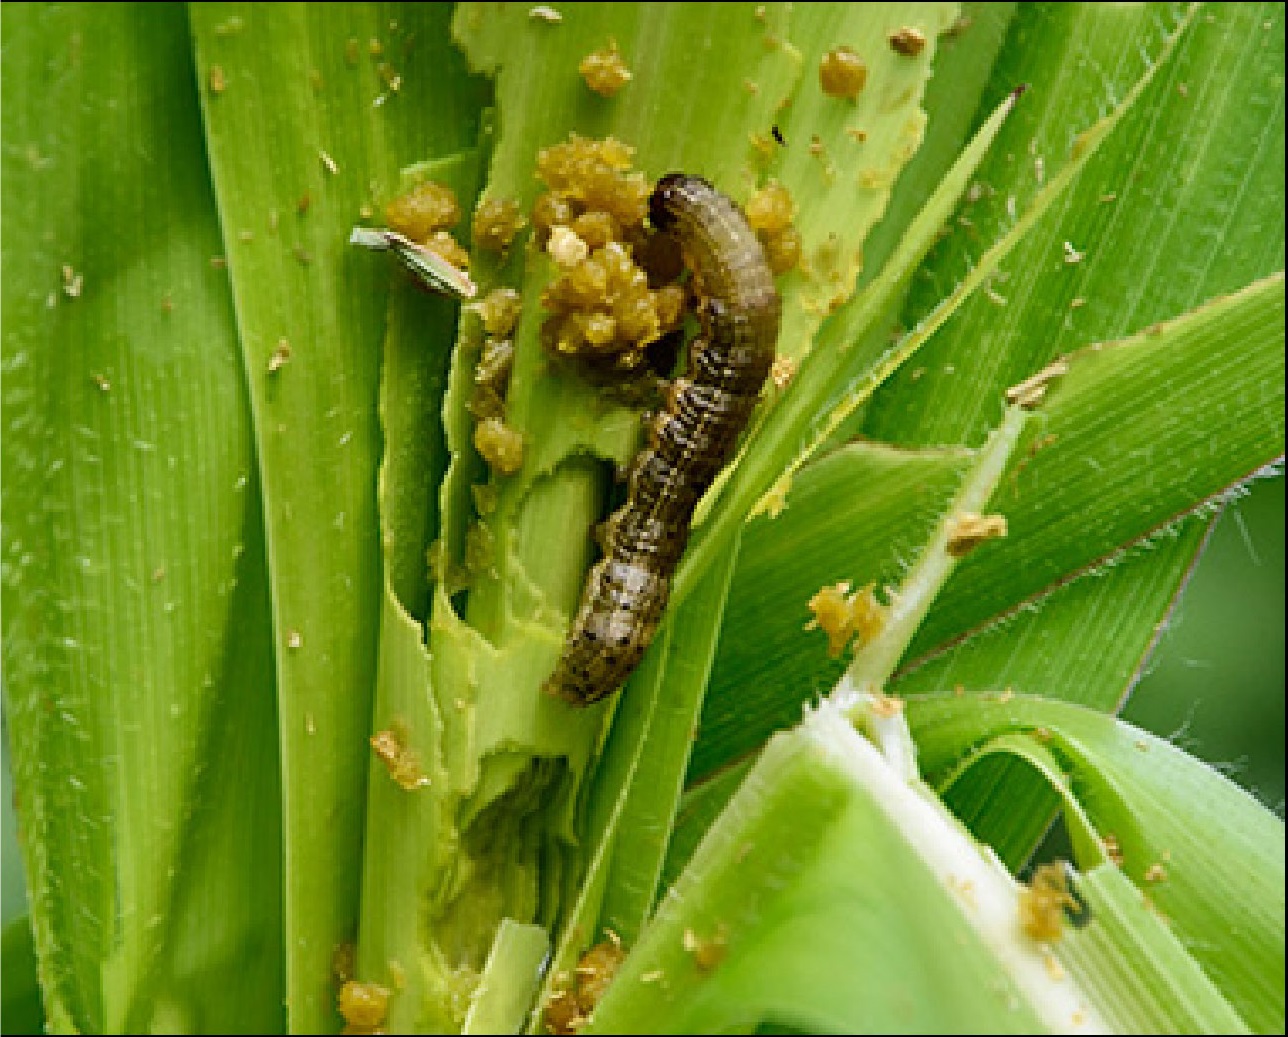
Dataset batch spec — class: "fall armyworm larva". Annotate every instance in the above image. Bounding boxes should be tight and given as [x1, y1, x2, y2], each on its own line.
[545, 173, 781, 705]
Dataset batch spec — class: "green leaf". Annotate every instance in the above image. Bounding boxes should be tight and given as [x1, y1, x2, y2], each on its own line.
[526, 541, 742, 1030]
[188, 5, 488, 1030]
[691, 271, 1281, 864]
[867, 0, 1285, 881]
[910, 692, 1286, 1031]
[689, 441, 972, 779]
[893, 519, 1213, 710]
[892, 518, 1215, 867]
[461, 919, 549, 1036]
[626, 688, 1280, 1035]
[1, 4, 281, 1030]
[377, 158, 481, 622]
[590, 544, 742, 945]
[354, 591, 444, 1032]
[864, 1, 1283, 447]
[354, 152, 479, 1033]
[740, 2, 962, 365]
[590, 705, 1055, 1034]
[2, 919, 45, 1037]
[455, 2, 799, 186]
[909, 271, 1285, 664]
[691, 0, 1282, 785]
[1063, 864, 1249, 1035]
[626, 681, 1279, 1035]
[661, 759, 755, 893]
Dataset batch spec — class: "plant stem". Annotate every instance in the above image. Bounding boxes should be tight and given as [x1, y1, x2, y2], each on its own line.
[842, 403, 1029, 700]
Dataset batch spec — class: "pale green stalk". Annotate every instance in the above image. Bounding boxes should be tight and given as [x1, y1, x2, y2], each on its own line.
[842, 403, 1030, 700]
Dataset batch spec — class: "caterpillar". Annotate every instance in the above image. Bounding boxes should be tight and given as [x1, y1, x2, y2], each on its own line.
[545, 173, 782, 705]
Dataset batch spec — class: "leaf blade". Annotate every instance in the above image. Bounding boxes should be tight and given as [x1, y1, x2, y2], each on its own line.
[910, 692, 1287, 1032]
[909, 272, 1286, 663]
[189, 4, 488, 1029]
[1, 3, 281, 1029]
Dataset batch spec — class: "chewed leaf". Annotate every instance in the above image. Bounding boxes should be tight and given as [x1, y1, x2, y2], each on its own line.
[675, 82, 1022, 606]
[189, 4, 488, 1030]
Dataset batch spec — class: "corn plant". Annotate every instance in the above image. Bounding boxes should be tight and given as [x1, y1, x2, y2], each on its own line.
[2, 3, 1283, 1033]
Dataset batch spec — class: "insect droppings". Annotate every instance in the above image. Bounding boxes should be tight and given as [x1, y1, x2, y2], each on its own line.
[533, 135, 682, 373]
[268, 337, 292, 373]
[944, 512, 1008, 558]
[471, 286, 523, 338]
[336, 979, 391, 1031]
[744, 181, 802, 274]
[370, 723, 431, 790]
[472, 195, 528, 253]
[682, 924, 729, 972]
[579, 39, 632, 97]
[889, 26, 927, 57]
[384, 180, 462, 240]
[350, 179, 477, 295]
[1018, 860, 1091, 941]
[805, 581, 886, 657]
[542, 934, 626, 1034]
[819, 45, 868, 100]
[474, 416, 525, 475]
[61, 264, 84, 299]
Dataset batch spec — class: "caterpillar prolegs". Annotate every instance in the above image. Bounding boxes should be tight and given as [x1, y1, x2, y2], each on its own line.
[544, 173, 782, 705]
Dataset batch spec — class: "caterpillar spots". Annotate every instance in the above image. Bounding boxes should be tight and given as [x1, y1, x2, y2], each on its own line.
[544, 173, 781, 705]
